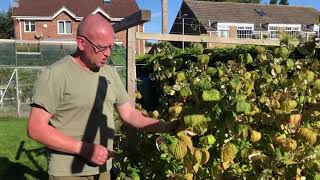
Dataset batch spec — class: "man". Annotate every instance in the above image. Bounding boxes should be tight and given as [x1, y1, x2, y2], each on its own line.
[27, 14, 176, 179]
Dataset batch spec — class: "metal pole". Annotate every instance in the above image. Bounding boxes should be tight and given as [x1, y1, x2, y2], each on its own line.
[0, 69, 16, 103]
[0, 89, 3, 108]
[15, 68, 21, 117]
[182, 18, 185, 50]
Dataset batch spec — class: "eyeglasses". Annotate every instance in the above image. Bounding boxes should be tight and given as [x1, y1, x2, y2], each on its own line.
[79, 35, 114, 54]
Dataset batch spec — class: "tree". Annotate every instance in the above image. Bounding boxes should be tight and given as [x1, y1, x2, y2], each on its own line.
[270, 0, 277, 4]
[0, 8, 14, 39]
[279, 0, 289, 5]
[198, 0, 260, 3]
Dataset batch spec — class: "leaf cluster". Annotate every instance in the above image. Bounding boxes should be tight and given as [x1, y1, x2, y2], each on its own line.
[116, 39, 320, 179]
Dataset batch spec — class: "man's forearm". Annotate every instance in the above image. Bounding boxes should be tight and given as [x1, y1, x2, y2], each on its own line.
[28, 123, 82, 155]
[123, 109, 171, 133]
[117, 102, 176, 133]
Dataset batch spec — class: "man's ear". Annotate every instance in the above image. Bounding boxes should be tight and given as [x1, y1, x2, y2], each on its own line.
[76, 37, 85, 51]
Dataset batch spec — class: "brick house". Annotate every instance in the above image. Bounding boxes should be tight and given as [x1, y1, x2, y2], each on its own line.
[170, 0, 320, 47]
[11, 0, 145, 54]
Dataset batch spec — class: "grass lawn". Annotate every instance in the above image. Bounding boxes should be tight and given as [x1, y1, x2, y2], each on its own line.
[0, 117, 48, 180]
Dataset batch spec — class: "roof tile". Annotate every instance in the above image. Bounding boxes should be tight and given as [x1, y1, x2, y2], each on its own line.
[13, 0, 139, 19]
[184, 0, 319, 31]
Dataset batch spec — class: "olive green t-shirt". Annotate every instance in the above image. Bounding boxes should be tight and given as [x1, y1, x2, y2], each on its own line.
[31, 55, 129, 176]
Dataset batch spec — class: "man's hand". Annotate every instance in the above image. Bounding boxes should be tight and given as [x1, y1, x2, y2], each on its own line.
[80, 143, 113, 166]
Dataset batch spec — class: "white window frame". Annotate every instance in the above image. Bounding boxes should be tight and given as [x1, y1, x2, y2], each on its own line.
[237, 26, 253, 39]
[24, 21, 35, 32]
[268, 24, 301, 39]
[268, 26, 279, 39]
[285, 27, 301, 37]
[217, 25, 230, 38]
[314, 24, 319, 37]
[57, 20, 72, 34]
[217, 23, 254, 38]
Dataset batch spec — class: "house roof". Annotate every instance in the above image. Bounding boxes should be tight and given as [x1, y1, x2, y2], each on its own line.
[184, 0, 320, 31]
[12, 0, 139, 20]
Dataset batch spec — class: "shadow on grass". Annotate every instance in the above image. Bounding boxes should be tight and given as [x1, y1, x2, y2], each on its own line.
[15, 141, 47, 172]
[0, 140, 48, 180]
[0, 157, 48, 180]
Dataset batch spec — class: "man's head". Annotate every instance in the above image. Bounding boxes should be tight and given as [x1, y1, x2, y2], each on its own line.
[76, 14, 114, 69]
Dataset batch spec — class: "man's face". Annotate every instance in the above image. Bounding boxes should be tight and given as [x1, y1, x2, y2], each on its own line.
[79, 31, 115, 68]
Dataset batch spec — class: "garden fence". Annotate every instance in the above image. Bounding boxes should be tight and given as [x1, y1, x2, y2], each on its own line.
[0, 40, 126, 117]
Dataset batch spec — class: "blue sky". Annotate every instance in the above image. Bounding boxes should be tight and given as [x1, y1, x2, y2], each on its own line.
[1, 0, 319, 33]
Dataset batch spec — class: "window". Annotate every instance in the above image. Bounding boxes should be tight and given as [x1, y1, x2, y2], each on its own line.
[269, 26, 279, 39]
[285, 27, 300, 38]
[58, 21, 72, 34]
[316, 30, 320, 38]
[24, 21, 35, 32]
[237, 26, 253, 39]
[255, 9, 267, 16]
[218, 25, 229, 38]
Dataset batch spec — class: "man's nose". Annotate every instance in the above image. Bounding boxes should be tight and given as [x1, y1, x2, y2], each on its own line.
[103, 47, 111, 57]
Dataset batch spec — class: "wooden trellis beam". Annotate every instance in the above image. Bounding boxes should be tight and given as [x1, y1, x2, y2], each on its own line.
[136, 32, 282, 46]
[113, 10, 151, 33]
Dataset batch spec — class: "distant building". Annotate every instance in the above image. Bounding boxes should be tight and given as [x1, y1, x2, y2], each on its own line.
[11, 0, 145, 54]
[171, 0, 320, 47]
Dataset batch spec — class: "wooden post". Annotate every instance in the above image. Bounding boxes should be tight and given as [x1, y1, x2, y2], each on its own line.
[162, 0, 168, 34]
[126, 26, 138, 151]
[126, 27, 136, 104]
[112, 10, 151, 151]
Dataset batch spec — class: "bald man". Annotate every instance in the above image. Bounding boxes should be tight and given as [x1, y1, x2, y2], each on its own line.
[27, 14, 177, 179]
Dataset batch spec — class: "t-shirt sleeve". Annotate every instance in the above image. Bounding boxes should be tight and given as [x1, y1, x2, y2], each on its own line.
[31, 68, 64, 114]
[111, 68, 129, 106]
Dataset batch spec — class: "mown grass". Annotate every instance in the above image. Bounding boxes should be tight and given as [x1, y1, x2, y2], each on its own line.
[0, 117, 48, 180]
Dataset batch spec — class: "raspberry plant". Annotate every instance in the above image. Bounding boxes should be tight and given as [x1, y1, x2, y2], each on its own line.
[115, 38, 320, 179]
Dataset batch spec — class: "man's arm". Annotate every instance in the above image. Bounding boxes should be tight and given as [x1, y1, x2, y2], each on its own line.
[116, 102, 176, 133]
[27, 106, 110, 165]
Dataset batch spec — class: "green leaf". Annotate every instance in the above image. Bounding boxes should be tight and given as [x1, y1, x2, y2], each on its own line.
[198, 54, 210, 64]
[180, 86, 192, 97]
[176, 71, 186, 82]
[236, 101, 251, 113]
[283, 159, 297, 165]
[202, 89, 221, 101]
[274, 148, 282, 160]
[245, 53, 253, 64]
[237, 125, 249, 139]
[200, 134, 216, 145]
[207, 67, 217, 76]
[286, 59, 294, 69]
[236, 94, 247, 102]
[306, 70, 315, 82]
[130, 171, 140, 180]
[184, 114, 206, 127]
[192, 75, 212, 90]
[230, 76, 242, 94]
